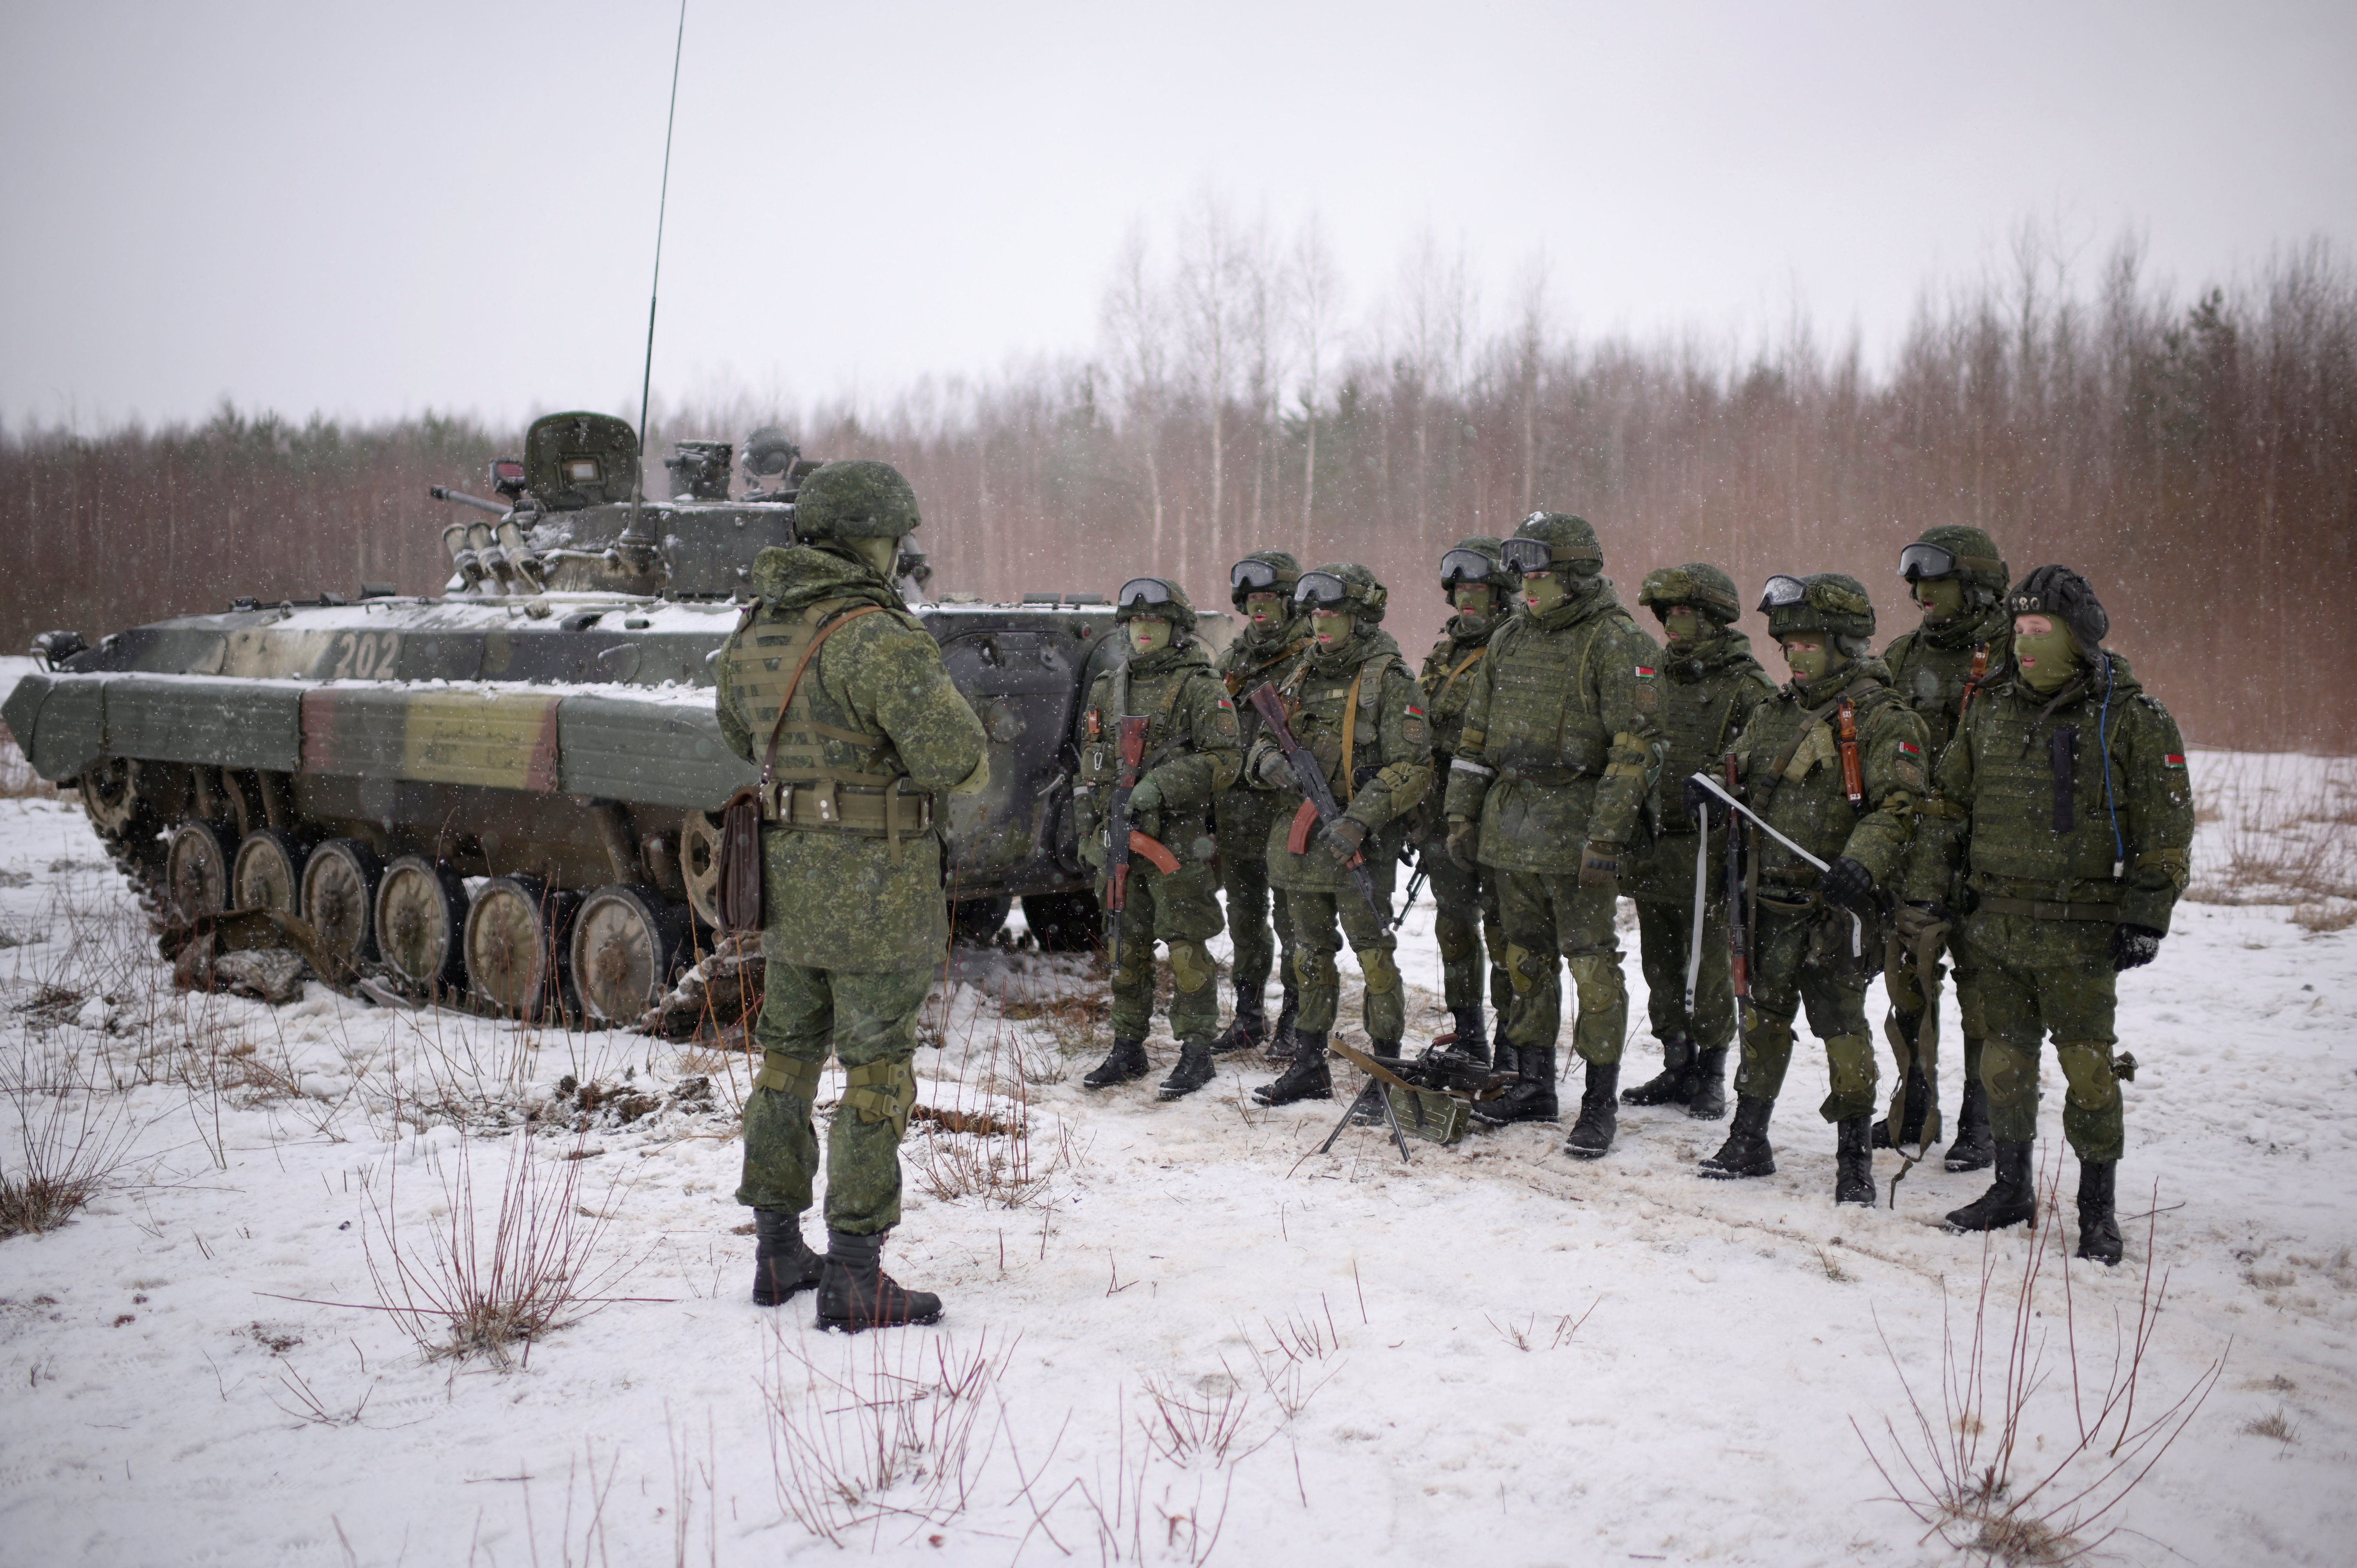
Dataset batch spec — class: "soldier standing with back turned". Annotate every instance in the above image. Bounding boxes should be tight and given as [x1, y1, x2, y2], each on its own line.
[716, 460, 990, 1331]
[1444, 513, 1667, 1158]
[1876, 525, 2013, 1170]
[1619, 564, 1775, 1121]
[1417, 537, 1520, 1067]
[1905, 567, 2191, 1264]
[1214, 552, 1310, 1058]
[1072, 577, 1243, 1099]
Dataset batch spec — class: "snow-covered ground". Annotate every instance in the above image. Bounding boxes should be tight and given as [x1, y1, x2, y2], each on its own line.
[1, 740, 2352, 1567]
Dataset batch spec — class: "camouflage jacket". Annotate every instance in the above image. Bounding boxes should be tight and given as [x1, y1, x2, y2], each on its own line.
[716, 544, 987, 971]
[1217, 616, 1311, 762]
[1882, 604, 2014, 762]
[1653, 628, 1777, 835]
[1440, 580, 1668, 874]
[1904, 652, 2193, 934]
[1417, 612, 1505, 761]
[1072, 638, 1242, 863]
[1729, 657, 1929, 894]
[1245, 625, 1433, 893]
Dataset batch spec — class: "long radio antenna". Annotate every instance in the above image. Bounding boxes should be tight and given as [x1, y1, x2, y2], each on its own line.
[624, 0, 689, 550]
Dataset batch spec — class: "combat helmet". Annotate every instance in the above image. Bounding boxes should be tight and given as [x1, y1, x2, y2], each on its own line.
[1639, 563, 1743, 625]
[1228, 550, 1302, 609]
[793, 459, 921, 540]
[2004, 565, 2109, 661]
[1498, 511, 1603, 578]
[1898, 524, 2009, 604]
[1292, 561, 1389, 623]
[1760, 572, 1877, 650]
[1114, 576, 1198, 639]
[1437, 537, 1515, 602]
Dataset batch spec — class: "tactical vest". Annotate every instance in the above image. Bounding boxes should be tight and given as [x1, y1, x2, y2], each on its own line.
[1739, 677, 1905, 874]
[1887, 620, 2004, 760]
[721, 596, 931, 839]
[1078, 659, 1213, 793]
[1655, 653, 1769, 830]
[1281, 643, 1408, 803]
[1483, 606, 1624, 781]
[1959, 679, 2136, 892]
[1420, 636, 1491, 758]
[1222, 632, 1307, 756]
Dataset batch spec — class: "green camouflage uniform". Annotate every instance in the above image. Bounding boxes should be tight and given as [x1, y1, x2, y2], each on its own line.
[1442, 581, 1665, 1068]
[1905, 653, 2191, 1161]
[1627, 625, 1775, 1056]
[1249, 623, 1433, 1044]
[1725, 656, 1929, 1120]
[1215, 614, 1309, 1026]
[718, 544, 987, 1234]
[1074, 640, 1242, 1045]
[1417, 609, 1511, 1024]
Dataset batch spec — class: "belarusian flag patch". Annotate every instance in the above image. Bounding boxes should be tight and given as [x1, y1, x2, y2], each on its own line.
[1634, 666, 1656, 680]
[2164, 754, 2187, 768]
[1898, 741, 1922, 757]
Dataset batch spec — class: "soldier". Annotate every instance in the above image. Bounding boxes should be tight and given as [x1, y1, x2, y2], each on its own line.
[715, 459, 990, 1331]
[1877, 526, 2014, 1171]
[1073, 577, 1244, 1098]
[1246, 563, 1435, 1106]
[1683, 574, 1929, 1203]
[1213, 552, 1310, 1057]
[1620, 564, 1776, 1121]
[1442, 513, 1666, 1158]
[1417, 537, 1520, 1067]
[1905, 567, 2191, 1264]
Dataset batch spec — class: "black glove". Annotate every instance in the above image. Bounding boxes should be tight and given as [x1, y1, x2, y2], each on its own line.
[1820, 855, 1876, 911]
[1446, 818, 1479, 871]
[1682, 776, 1729, 830]
[2111, 923, 2164, 971]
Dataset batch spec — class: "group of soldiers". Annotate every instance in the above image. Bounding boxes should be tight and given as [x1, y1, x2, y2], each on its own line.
[710, 458, 2193, 1332]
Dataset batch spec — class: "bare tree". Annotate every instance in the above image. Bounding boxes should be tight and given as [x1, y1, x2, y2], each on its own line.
[1175, 192, 1248, 584]
[1101, 223, 1170, 568]
[1290, 214, 1345, 558]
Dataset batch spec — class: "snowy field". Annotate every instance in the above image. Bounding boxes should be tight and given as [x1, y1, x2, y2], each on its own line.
[2, 726, 2353, 1566]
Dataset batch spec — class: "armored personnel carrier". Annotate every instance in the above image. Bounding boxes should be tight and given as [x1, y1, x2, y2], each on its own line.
[5, 411, 1203, 1021]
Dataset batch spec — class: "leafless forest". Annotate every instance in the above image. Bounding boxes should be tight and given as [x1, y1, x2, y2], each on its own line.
[6, 220, 2351, 751]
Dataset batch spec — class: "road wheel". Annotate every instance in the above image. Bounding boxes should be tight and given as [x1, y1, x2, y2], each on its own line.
[164, 821, 233, 919]
[231, 829, 307, 916]
[679, 809, 724, 929]
[570, 885, 686, 1024]
[375, 856, 468, 991]
[464, 874, 577, 1019]
[301, 839, 382, 974]
[1021, 888, 1101, 954]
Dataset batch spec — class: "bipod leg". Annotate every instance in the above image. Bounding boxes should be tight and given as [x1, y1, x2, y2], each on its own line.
[1318, 1080, 1379, 1155]
[1378, 1081, 1414, 1164]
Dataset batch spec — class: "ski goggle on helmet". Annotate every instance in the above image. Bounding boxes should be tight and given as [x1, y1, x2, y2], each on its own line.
[1758, 574, 1812, 611]
[1117, 578, 1177, 611]
[1497, 536, 1599, 576]
[1230, 558, 1286, 595]
[1897, 541, 2002, 583]
[1439, 547, 1506, 589]
[1293, 571, 1356, 608]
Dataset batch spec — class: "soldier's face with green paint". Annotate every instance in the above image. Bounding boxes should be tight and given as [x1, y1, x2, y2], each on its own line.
[1779, 635, 1833, 683]
[1659, 606, 1704, 646]
[1452, 583, 1495, 623]
[1126, 615, 1173, 655]
[1245, 592, 1287, 629]
[1912, 574, 1967, 624]
[1521, 569, 1567, 614]
[2013, 613, 2081, 692]
[1311, 609, 1355, 647]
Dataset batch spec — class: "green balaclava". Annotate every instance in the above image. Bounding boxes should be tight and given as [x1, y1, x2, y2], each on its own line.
[1310, 607, 1355, 648]
[1127, 615, 1173, 655]
[1638, 563, 1741, 652]
[1115, 576, 1196, 659]
[2004, 564, 2108, 694]
[1501, 512, 1602, 616]
[1779, 634, 1834, 685]
[1230, 551, 1303, 645]
[2012, 618, 2080, 692]
[1454, 583, 1497, 622]
[1438, 536, 1512, 634]
[1761, 572, 1875, 689]
[1898, 525, 2009, 628]
[1293, 562, 1386, 653]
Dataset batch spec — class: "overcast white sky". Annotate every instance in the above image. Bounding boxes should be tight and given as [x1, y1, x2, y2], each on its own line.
[3, 0, 2351, 433]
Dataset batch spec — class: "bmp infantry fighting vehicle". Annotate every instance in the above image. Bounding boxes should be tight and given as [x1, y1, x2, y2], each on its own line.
[6, 411, 1197, 1019]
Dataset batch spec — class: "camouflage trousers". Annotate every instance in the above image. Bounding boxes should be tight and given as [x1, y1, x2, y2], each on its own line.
[736, 960, 932, 1235]
[1635, 895, 1736, 1052]
[1954, 911, 2124, 1162]
[1216, 788, 1293, 1017]
[1494, 871, 1626, 1066]
[1731, 904, 1878, 1123]
[1105, 861, 1226, 1045]
[1418, 828, 1508, 1017]
[1287, 860, 1402, 1042]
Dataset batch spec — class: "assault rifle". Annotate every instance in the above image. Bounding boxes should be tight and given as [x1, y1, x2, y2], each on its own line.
[1103, 715, 1180, 980]
[1246, 682, 1387, 923]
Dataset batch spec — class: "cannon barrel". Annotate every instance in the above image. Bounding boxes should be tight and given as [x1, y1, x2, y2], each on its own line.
[429, 485, 509, 517]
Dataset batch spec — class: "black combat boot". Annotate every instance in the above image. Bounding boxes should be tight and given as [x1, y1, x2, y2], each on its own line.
[1253, 1031, 1332, 1105]
[1871, 1063, 1936, 1150]
[1687, 1046, 1730, 1121]
[1082, 1037, 1150, 1090]
[750, 1209, 824, 1307]
[1491, 1024, 1518, 1081]
[1440, 1008, 1489, 1068]
[1699, 1095, 1776, 1178]
[1943, 1081, 1995, 1172]
[1944, 1140, 2036, 1233]
[1157, 1039, 1217, 1099]
[1265, 984, 1302, 1062]
[1211, 1004, 1265, 1055]
[1563, 1060, 1620, 1159]
[1471, 1045, 1558, 1127]
[1620, 1033, 1696, 1107]
[2074, 1161, 2122, 1266]
[816, 1229, 943, 1333]
[1835, 1115, 1875, 1205]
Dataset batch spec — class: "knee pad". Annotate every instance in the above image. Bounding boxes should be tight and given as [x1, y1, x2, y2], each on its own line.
[1565, 952, 1625, 999]
[2053, 1038, 2122, 1107]
[1434, 914, 1476, 963]
[841, 1059, 917, 1135]
[1167, 940, 1215, 994]
[1358, 947, 1401, 995]
[1504, 942, 1548, 995]
[1293, 948, 1338, 991]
